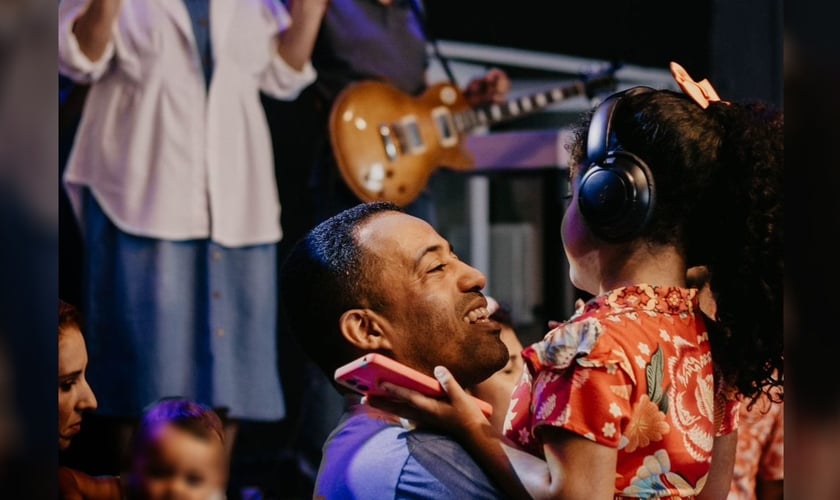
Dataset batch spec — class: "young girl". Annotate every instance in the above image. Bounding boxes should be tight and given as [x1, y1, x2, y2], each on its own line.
[373, 62, 783, 499]
[60, 398, 228, 500]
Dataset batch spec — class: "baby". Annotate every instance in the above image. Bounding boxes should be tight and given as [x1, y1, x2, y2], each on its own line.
[127, 398, 228, 499]
[60, 398, 228, 500]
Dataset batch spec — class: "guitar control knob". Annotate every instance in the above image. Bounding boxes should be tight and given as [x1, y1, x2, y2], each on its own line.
[440, 86, 457, 105]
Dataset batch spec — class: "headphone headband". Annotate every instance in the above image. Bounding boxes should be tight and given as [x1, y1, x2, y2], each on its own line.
[577, 86, 657, 243]
[586, 86, 655, 163]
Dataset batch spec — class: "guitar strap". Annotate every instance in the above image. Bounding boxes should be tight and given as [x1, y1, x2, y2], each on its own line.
[405, 0, 459, 86]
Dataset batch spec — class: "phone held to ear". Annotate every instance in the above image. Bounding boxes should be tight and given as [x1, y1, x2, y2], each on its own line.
[334, 353, 494, 418]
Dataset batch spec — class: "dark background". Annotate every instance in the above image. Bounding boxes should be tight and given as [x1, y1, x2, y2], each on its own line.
[428, 0, 714, 74]
[426, 0, 782, 106]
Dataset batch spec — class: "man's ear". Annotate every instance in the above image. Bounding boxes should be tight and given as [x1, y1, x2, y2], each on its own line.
[339, 309, 392, 351]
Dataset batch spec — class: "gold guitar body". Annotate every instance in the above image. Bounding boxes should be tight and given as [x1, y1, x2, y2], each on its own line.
[329, 80, 476, 207]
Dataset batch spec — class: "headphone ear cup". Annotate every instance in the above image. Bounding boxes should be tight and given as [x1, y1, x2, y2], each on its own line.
[577, 151, 655, 242]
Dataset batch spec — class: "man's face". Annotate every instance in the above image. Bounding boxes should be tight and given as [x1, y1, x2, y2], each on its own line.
[356, 212, 508, 387]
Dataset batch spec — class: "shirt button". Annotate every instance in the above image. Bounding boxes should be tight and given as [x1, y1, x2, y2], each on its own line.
[212, 251, 222, 261]
[216, 328, 225, 337]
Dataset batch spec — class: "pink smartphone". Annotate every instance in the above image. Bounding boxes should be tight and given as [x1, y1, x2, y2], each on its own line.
[334, 353, 494, 418]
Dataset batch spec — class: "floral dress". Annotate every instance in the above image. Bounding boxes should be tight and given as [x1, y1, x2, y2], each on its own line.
[729, 389, 783, 500]
[504, 285, 739, 498]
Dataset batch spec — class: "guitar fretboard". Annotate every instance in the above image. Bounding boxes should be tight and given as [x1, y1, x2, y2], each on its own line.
[452, 75, 614, 134]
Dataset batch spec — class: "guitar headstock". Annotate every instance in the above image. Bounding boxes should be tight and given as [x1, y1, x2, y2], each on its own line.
[579, 61, 622, 101]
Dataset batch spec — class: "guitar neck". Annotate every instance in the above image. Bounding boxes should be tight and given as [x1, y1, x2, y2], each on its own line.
[454, 75, 615, 134]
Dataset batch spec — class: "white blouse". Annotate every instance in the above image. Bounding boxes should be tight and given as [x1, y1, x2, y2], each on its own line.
[59, 0, 316, 247]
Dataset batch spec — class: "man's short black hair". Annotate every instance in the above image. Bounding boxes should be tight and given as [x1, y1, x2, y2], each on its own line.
[278, 202, 403, 378]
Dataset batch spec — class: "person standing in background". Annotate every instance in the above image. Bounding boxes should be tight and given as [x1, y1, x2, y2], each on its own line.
[269, 0, 510, 233]
[264, 1, 509, 487]
[57, 0, 327, 475]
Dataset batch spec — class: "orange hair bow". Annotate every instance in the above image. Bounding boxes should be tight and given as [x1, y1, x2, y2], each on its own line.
[669, 61, 729, 109]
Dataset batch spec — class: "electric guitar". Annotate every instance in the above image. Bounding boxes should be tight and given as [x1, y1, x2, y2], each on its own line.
[328, 65, 618, 207]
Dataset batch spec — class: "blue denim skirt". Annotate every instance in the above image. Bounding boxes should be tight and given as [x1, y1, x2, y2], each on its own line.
[80, 190, 285, 420]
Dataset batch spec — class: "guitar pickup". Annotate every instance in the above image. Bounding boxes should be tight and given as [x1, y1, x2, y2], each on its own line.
[379, 125, 399, 162]
[399, 116, 426, 155]
[431, 107, 457, 148]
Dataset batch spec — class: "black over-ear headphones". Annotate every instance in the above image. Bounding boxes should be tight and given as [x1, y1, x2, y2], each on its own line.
[578, 86, 656, 242]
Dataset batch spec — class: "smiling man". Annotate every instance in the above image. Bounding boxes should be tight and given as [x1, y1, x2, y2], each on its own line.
[279, 202, 510, 499]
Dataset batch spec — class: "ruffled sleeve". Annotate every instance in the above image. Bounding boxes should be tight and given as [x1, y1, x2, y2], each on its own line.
[506, 317, 637, 452]
[529, 317, 603, 369]
[536, 319, 636, 448]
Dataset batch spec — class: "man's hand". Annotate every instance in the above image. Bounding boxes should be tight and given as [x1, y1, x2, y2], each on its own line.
[463, 68, 511, 107]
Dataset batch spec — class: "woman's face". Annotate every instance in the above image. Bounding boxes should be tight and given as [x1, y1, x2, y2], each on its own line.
[58, 327, 97, 450]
